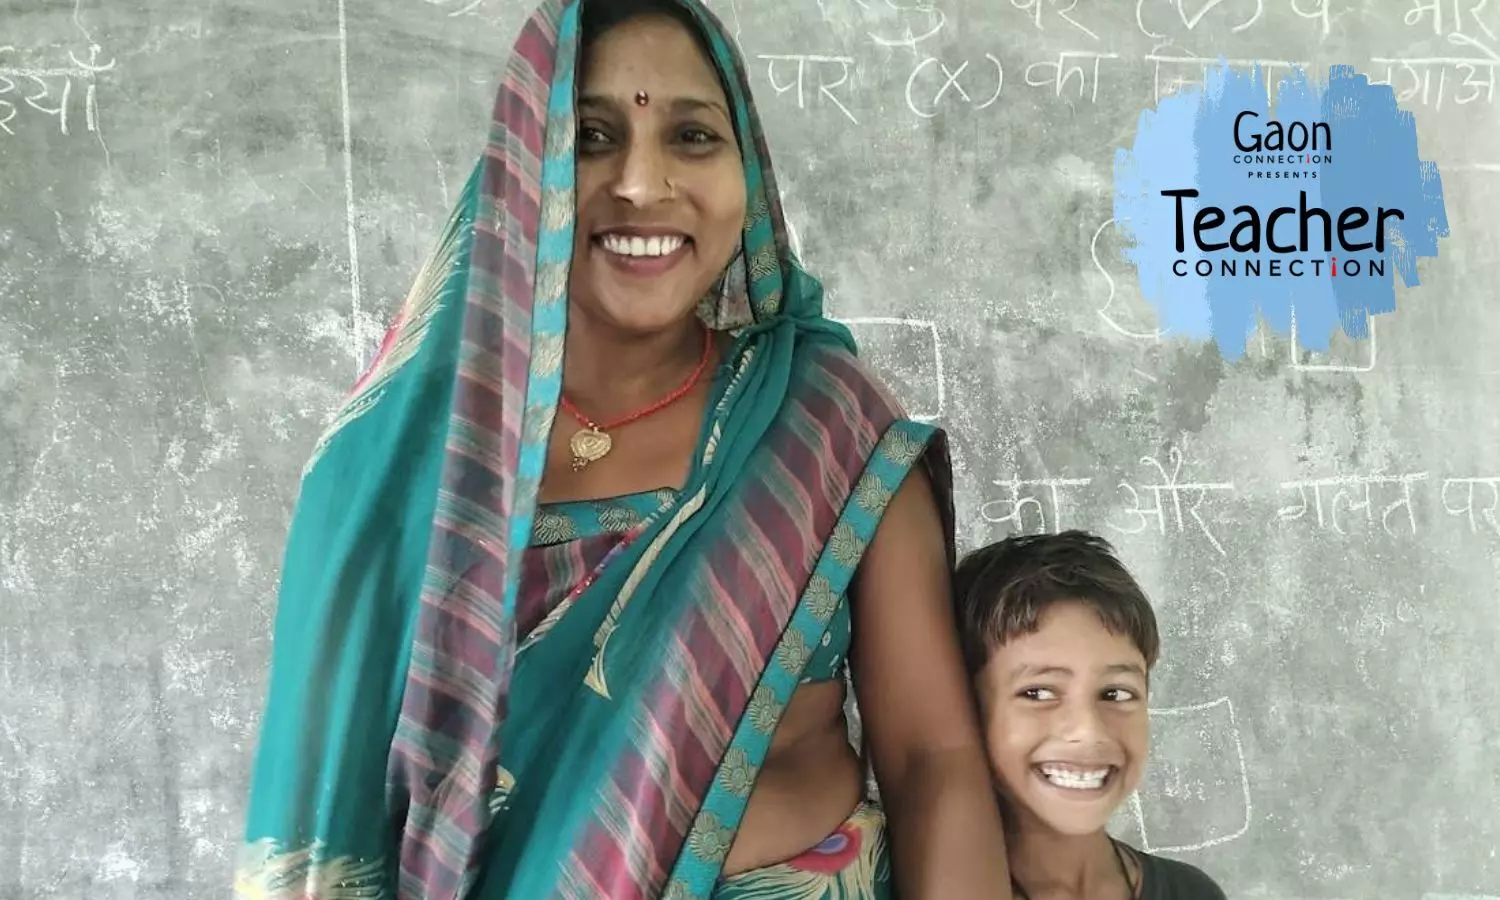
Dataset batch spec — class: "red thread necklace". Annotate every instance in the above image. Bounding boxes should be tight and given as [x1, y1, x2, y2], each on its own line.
[561, 323, 714, 471]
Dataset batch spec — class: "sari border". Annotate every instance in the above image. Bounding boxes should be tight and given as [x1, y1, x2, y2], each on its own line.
[659, 419, 942, 898]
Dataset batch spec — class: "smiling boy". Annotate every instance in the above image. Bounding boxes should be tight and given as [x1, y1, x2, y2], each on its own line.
[952, 531, 1228, 899]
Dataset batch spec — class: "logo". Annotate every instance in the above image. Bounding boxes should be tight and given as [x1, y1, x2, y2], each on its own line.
[1113, 62, 1449, 359]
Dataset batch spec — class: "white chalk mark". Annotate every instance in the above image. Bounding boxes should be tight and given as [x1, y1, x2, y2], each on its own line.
[981, 475, 1094, 534]
[1278, 470, 1428, 536]
[72, 0, 97, 45]
[975, 55, 1005, 108]
[1181, 0, 1262, 31]
[1054, 0, 1100, 40]
[1109, 447, 1235, 555]
[869, 7, 947, 51]
[68, 0, 112, 166]
[447, 0, 487, 17]
[1013, 0, 1045, 28]
[1288, 307, 1376, 372]
[1135, 0, 1165, 38]
[1444, 477, 1500, 537]
[1290, 0, 1331, 39]
[1132, 367, 1158, 383]
[1012, 0, 1100, 41]
[906, 59, 942, 117]
[1090, 217, 1165, 341]
[757, 55, 860, 124]
[728, 0, 744, 43]
[834, 316, 946, 421]
[904, 54, 1003, 118]
[422, 134, 449, 205]
[1448, 30, 1500, 59]
[0, 43, 114, 162]
[1132, 696, 1254, 853]
[1026, 50, 1120, 104]
[26, 73, 71, 134]
[1146, 48, 1310, 103]
[337, 0, 364, 374]
[816, 60, 859, 124]
[1136, 0, 1264, 38]
[1368, 43, 1500, 109]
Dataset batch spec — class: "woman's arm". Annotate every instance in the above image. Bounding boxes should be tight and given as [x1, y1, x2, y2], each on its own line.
[851, 465, 1012, 899]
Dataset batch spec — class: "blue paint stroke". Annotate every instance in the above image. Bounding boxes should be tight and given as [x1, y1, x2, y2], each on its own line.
[1113, 61, 1449, 360]
[1113, 86, 1208, 337]
[1321, 65, 1449, 338]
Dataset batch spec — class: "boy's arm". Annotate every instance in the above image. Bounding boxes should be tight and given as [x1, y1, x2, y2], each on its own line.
[850, 467, 1013, 900]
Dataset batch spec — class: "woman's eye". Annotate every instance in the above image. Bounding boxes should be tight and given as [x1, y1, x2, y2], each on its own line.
[1103, 688, 1138, 702]
[679, 127, 719, 146]
[1022, 687, 1058, 701]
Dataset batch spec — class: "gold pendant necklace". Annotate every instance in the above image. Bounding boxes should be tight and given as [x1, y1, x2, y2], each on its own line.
[558, 324, 714, 472]
[569, 425, 613, 471]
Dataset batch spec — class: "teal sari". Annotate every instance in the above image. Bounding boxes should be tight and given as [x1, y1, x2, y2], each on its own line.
[235, 1, 954, 898]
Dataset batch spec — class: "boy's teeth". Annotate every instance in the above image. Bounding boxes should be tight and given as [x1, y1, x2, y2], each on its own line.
[601, 233, 684, 257]
[1039, 765, 1110, 790]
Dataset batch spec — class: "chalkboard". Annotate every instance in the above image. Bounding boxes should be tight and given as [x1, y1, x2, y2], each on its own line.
[2, 0, 1497, 897]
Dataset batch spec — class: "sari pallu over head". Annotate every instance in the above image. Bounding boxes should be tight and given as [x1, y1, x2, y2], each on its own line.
[235, 1, 954, 898]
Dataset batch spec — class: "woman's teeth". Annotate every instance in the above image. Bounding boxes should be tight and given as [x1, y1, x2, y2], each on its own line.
[599, 233, 685, 257]
[1038, 764, 1111, 790]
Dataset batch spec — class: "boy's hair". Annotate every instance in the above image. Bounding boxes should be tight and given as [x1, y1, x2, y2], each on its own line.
[953, 530, 1160, 674]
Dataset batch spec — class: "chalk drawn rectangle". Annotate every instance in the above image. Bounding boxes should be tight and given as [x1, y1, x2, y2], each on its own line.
[1130, 696, 1252, 853]
[1289, 308, 1377, 372]
[833, 316, 945, 421]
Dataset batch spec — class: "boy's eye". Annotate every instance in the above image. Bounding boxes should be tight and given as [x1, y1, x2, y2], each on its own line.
[1021, 687, 1058, 701]
[1103, 687, 1138, 702]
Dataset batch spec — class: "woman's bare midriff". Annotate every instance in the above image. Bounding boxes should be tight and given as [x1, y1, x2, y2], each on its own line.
[720, 679, 865, 876]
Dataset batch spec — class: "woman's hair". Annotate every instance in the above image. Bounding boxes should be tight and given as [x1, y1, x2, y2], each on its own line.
[581, 0, 716, 59]
[952, 530, 1161, 674]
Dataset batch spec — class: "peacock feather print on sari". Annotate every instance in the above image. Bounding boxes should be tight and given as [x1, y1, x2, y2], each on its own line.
[711, 804, 890, 900]
[233, 840, 386, 900]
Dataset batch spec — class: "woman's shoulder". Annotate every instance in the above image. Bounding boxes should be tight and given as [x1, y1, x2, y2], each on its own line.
[792, 336, 912, 430]
[1133, 847, 1229, 899]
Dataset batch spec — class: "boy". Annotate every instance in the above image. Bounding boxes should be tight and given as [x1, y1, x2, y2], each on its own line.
[952, 530, 1228, 900]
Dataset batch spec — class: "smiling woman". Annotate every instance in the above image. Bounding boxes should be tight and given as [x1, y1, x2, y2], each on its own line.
[569, 2, 745, 340]
[234, 1, 1011, 899]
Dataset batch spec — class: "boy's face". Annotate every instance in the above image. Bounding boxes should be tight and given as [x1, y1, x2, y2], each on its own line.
[974, 600, 1150, 837]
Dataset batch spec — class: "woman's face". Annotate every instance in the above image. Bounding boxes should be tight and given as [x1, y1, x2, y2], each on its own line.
[569, 13, 747, 337]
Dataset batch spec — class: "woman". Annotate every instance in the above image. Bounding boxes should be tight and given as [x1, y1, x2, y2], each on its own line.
[235, 1, 1010, 898]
